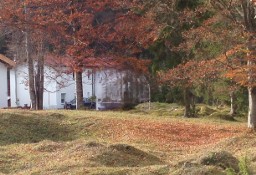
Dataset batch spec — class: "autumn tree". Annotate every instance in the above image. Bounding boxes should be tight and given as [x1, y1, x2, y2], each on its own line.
[0, 0, 52, 109]
[0, 0, 159, 109]
[34, 0, 158, 109]
[159, 59, 224, 117]
[158, 0, 256, 128]
[200, 0, 256, 128]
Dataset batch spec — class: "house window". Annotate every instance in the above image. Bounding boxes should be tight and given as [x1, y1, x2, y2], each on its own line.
[88, 70, 92, 80]
[61, 93, 66, 104]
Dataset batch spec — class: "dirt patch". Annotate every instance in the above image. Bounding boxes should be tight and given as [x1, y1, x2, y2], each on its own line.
[92, 144, 164, 167]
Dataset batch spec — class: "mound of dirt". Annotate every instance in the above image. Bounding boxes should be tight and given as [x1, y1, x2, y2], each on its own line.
[209, 112, 235, 121]
[199, 151, 239, 172]
[92, 144, 164, 167]
[173, 151, 240, 175]
[33, 140, 64, 152]
[85, 141, 104, 148]
[174, 165, 225, 175]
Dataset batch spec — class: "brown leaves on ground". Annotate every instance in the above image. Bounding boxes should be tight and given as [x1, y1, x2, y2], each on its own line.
[100, 118, 246, 151]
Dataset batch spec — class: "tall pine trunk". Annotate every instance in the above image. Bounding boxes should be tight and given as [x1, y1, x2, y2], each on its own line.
[75, 71, 84, 109]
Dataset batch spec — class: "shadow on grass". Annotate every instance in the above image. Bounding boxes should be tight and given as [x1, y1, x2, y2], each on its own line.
[0, 112, 75, 145]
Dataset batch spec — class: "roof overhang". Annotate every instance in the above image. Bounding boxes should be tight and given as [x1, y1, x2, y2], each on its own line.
[0, 54, 16, 68]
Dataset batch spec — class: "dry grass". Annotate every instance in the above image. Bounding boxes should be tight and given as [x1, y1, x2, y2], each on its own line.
[0, 106, 254, 174]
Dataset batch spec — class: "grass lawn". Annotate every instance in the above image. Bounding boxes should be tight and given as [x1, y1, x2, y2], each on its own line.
[0, 103, 255, 174]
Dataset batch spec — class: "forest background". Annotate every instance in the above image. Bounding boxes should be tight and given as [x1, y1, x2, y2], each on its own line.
[0, 0, 255, 128]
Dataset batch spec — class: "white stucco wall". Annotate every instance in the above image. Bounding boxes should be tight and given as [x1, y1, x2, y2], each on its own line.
[0, 62, 7, 108]
[94, 69, 124, 110]
[15, 64, 62, 109]
[82, 70, 93, 99]
[10, 69, 17, 107]
[14, 65, 94, 109]
[15, 64, 31, 107]
[55, 73, 75, 109]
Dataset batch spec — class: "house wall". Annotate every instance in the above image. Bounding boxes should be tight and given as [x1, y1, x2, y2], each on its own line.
[55, 73, 75, 109]
[0, 62, 7, 108]
[14, 65, 94, 109]
[14, 64, 64, 109]
[10, 69, 17, 107]
[15, 64, 31, 107]
[94, 69, 125, 110]
[94, 69, 149, 110]
[12, 64, 147, 110]
[82, 70, 94, 99]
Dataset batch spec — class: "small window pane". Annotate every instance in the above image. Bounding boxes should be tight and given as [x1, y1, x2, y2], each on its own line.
[61, 93, 66, 104]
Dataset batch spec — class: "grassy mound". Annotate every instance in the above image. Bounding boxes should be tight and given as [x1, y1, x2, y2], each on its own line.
[174, 151, 240, 175]
[199, 151, 239, 172]
[198, 106, 217, 116]
[33, 140, 65, 152]
[92, 144, 164, 167]
[174, 165, 225, 175]
[134, 102, 239, 120]
[0, 112, 75, 145]
[209, 112, 236, 121]
[134, 102, 184, 116]
[88, 165, 170, 175]
[0, 109, 248, 174]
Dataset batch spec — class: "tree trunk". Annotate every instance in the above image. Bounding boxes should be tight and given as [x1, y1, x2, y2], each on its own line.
[183, 87, 195, 117]
[75, 71, 84, 109]
[229, 91, 237, 116]
[23, 2, 37, 110]
[248, 87, 256, 129]
[242, 0, 256, 129]
[36, 53, 44, 110]
[25, 31, 36, 110]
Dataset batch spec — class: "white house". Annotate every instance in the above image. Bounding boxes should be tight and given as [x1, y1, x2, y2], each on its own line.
[95, 69, 149, 110]
[12, 64, 94, 109]
[1, 55, 149, 110]
[0, 54, 16, 108]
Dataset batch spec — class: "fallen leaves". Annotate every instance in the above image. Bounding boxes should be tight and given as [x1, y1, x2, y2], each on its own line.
[100, 118, 245, 151]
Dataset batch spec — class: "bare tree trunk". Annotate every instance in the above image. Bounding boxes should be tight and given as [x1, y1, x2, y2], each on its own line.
[23, 3, 36, 110]
[229, 91, 237, 116]
[183, 87, 195, 117]
[75, 71, 84, 109]
[36, 53, 44, 110]
[242, 0, 256, 129]
[25, 32, 36, 110]
[247, 38, 256, 129]
[248, 87, 256, 129]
